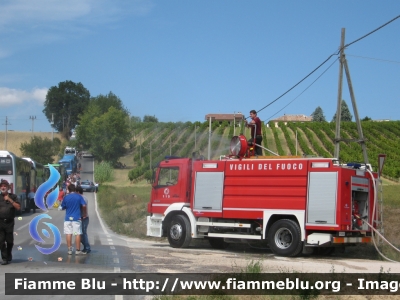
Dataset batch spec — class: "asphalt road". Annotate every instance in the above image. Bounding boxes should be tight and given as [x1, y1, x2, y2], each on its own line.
[1, 155, 399, 300]
[0, 156, 144, 300]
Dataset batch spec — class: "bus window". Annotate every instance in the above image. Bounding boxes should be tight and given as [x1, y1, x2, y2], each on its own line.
[0, 158, 13, 175]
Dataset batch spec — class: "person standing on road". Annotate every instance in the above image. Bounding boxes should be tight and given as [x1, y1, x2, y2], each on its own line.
[76, 186, 91, 254]
[61, 184, 87, 255]
[245, 109, 263, 156]
[0, 179, 21, 265]
[62, 181, 67, 194]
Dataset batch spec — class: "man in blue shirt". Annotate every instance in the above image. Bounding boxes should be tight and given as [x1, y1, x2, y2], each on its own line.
[61, 184, 87, 255]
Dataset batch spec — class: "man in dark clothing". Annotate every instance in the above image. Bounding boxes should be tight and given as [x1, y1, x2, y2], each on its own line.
[76, 186, 90, 254]
[246, 110, 263, 156]
[0, 179, 21, 265]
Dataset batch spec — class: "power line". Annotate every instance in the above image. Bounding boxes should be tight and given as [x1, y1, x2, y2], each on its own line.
[343, 14, 400, 49]
[264, 57, 339, 123]
[347, 54, 400, 65]
[254, 14, 400, 119]
[255, 53, 337, 116]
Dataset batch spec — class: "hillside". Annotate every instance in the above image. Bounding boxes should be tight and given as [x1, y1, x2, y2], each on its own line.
[0, 131, 64, 157]
[2, 121, 399, 181]
[127, 120, 400, 182]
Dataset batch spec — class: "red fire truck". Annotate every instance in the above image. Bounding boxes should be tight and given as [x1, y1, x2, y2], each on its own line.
[147, 135, 378, 257]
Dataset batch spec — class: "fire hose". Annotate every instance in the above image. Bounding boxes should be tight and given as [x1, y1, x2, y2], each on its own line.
[358, 169, 400, 263]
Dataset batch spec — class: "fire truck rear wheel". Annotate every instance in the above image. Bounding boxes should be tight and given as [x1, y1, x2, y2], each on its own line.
[167, 215, 192, 248]
[268, 219, 303, 257]
[209, 237, 229, 249]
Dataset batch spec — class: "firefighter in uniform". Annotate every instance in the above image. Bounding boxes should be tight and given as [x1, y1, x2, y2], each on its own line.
[0, 179, 21, 265]
[246, 109, 263, 156]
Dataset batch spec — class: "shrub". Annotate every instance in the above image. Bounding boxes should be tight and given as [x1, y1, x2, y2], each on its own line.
[94, 161, 114, 183]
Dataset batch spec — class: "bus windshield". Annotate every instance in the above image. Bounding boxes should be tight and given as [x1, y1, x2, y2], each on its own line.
[60, 162, 70, 169]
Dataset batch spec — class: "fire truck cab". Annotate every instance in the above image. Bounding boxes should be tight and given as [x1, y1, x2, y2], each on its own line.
[147, 135, 378, 257]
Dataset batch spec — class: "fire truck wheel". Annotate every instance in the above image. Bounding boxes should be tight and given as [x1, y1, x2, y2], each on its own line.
[168, 215, 192, 248]
[209, 238, 229, 249]
[268, 219, 302, 257]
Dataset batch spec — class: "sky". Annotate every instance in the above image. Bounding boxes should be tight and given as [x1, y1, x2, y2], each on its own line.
[0, 0, 399, 132]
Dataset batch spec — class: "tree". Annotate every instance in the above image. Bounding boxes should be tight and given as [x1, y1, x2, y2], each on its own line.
[143, 115, 158, 123]
[362, 116, 372, 121]
[79, 106, 131, 164]
[332, 100, 353, 122]
[131, 116, 141, 123]
[311, 106, 326, 122]
[43, 80, 90, 138]
[20, 137, 61, 164]
[76, 102, 102, 150]
[90, 92, 129, 115]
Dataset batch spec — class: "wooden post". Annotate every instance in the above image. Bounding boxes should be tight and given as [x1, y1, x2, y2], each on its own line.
[343, 58, 369, 164]
[334, 28, 345, 159]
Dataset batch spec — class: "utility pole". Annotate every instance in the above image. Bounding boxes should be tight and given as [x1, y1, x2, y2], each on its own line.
[208, 116, 212, 160]
[3, 116, 10, 150]
[334, 28, 345, 159]
[334, 28, 368, 164]
[150, 141, 152, 170]
[233, 112, 236, 136]
[30, 116, 36, 136]
[343, 58, 369, 164]
[194, 124, 197, 151]
[51, 113, 54, 141]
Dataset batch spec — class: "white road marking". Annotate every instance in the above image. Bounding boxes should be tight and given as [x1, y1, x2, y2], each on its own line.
[91, 160, 122, 300]
[94, 192, 109, 235]
[16, 222, 31, 231]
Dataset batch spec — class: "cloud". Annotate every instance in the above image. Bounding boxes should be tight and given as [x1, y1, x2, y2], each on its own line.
[0, 0, 155, 56]
[0, 0, 154, 27]
[0, 87, 48, 107]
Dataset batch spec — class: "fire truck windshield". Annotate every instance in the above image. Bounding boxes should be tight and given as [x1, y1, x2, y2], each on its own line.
[157, 167, 179, 186]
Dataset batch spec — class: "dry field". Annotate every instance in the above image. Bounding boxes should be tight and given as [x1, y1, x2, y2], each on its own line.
[0, 130, 64, 157]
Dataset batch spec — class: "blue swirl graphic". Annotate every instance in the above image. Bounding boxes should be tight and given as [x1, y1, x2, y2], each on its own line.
[46, 186, 59, 208]
[30, 165, 62, 255]
[35, 165, 60, 211]
[29, 214, 61, 254]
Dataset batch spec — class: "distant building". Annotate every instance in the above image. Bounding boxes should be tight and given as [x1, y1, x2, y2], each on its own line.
[270, 114, 312, 127]
[372, 119, 391, 122]
[205, 113, 244, 125]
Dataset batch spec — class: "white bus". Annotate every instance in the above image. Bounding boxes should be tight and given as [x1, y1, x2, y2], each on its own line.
[0, 151, 31, 214]
[22, 157, 49, 213]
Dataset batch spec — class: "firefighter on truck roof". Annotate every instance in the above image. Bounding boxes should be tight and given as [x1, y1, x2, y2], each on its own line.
[245, 109, 263, 156]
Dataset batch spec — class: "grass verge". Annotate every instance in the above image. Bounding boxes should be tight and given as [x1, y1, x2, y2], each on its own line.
[97, 170, 400, 262]
[96, 184, 151, 238]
